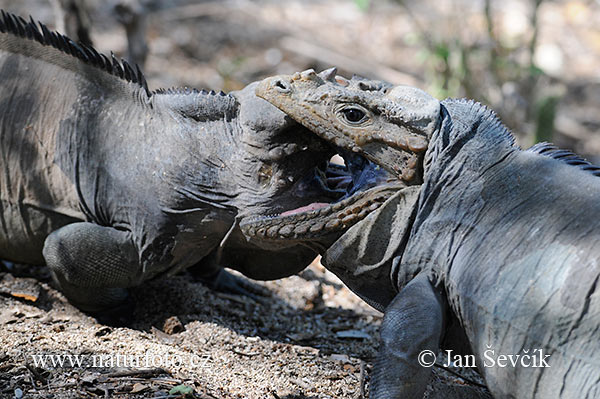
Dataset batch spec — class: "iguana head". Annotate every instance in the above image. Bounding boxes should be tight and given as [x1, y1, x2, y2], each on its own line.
[240, 69, 443, 249]
[238, 70, 441, 247]
[255, 68, 441, 181]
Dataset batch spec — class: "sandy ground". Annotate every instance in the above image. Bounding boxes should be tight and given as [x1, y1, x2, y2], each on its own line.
[0, 260, 490, 398]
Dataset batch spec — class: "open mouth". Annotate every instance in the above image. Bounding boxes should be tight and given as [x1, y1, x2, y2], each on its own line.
[240, 147, 405, 241]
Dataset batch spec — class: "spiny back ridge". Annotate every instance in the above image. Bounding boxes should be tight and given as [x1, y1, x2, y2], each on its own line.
[0, 9, 150, 96]
[527, 142, 600, 177]
[442, 98, 517, 147]
[153, 87, 229, 97]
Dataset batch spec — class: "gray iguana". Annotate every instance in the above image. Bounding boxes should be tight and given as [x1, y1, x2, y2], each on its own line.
[249, 69, 600, 398]
[0, 12, 388, 313]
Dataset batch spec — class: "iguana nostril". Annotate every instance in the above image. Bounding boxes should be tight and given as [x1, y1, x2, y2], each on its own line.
[274, 79, 290, 93]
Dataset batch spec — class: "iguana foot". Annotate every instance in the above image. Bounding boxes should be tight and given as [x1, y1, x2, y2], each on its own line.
[193, 268, 270, 300]
[42, 222, 141, 312]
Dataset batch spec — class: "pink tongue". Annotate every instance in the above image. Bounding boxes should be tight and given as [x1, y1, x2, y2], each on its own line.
[281, 202, 330, 216]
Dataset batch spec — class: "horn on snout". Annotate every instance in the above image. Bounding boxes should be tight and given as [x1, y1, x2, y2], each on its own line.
[317, 67, 337, 82]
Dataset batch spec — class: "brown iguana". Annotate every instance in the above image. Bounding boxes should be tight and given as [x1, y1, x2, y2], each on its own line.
[249, 68, 600, 399]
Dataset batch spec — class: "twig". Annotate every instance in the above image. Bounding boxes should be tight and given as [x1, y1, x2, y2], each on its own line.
[150, 377, 183, 385]
[359, 360, 366, 399]
[231, 348, 260, 357]
[105, 368, 167, 378]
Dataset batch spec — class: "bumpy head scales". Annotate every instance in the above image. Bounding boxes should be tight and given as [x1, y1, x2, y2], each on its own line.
[255, 68, 442, 183]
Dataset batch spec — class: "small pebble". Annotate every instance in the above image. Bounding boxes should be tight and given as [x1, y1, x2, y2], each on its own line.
[163, 316, 184, 335]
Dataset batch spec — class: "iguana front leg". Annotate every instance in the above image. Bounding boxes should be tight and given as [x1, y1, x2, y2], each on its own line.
[42, 222, 141, 312]
[371, 273, 446, 399]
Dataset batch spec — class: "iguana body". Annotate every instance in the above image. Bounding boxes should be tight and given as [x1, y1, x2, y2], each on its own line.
[0, 12, 361, 312]
[255, 70, 600, 398]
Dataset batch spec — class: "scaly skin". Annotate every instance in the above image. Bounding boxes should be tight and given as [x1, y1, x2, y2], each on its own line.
[241, 183, 403, 242]
[255, 68, 440, 181]
[240, 68, 425, 244]
[257, 69, 600, 398]
[0, 13, 347, 311]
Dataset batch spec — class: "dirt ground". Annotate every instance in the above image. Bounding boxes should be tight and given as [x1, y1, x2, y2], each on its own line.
[1, 0, 599, 398]
[0, 260, 491, 399]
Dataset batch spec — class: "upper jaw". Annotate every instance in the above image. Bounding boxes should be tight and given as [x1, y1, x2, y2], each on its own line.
[255, 69, 442, 183]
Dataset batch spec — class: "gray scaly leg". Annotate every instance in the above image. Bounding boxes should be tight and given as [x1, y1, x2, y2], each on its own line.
[370, 273, 446, 398]
[42, 222, 141, 312]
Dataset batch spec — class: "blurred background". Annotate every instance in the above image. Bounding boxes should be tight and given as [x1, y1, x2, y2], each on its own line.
[3, 0, 600, 161]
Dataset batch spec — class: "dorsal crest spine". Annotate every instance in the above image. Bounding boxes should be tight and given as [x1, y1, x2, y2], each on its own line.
[527, 142, 600, 177]
[0, 9, 150, 96]
[442, 98, 516, 146]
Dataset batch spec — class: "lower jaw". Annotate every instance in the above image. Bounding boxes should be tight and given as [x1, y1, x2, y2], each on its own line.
[241, 182, 405, 241]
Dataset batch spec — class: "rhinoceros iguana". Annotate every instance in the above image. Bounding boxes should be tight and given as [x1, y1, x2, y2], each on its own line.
[0, 11, 393, 313]
[249, 69, 600, 399]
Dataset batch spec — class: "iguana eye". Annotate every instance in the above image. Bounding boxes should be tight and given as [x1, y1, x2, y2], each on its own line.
[341, 108, 366, 124]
